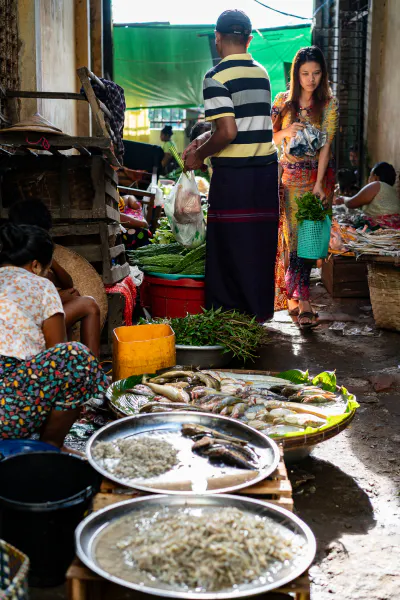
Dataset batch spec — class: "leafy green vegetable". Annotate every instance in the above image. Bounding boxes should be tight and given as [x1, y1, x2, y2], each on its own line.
[312, 370, 337, 392]
[105, 374, 143, 402]
[275, 369, 310, 384]
[140, 307, 269, 362]
[295, 192, 331, 223]
[150, 217, 176, 245]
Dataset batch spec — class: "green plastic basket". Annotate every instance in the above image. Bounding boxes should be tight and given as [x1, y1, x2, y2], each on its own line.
[297, 216, 331, 260]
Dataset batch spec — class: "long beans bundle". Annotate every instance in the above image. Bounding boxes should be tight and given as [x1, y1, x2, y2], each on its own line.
[144, 308, 269, 362]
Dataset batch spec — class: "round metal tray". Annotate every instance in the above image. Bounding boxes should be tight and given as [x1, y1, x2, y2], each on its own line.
[76, 494, 316, 599]
[86, 412, 280, 495]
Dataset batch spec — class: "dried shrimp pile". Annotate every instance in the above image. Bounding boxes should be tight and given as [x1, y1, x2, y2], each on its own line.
[92, 436, 179, 479]
[96, 507, 300, 591]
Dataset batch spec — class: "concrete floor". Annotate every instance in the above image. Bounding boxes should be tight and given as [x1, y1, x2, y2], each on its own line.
[30, 281, 400, 600]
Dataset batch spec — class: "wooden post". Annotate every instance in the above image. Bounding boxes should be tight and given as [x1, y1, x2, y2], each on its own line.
[89, 0, 103, 79]
[75, 0, 91, 136]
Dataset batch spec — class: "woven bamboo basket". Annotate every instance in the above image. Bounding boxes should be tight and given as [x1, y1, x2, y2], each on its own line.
[0, 540, 29, 600]
[367, 263, 400, 331]
[107, 369, 357, 454]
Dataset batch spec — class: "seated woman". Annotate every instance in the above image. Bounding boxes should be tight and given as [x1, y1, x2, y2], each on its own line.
[334, 162, 400, 229]
[118, 194, 152, 250]
[0, 223, 108, 447]
[9, 200, 101, 357]
[160, 125, 177, 175]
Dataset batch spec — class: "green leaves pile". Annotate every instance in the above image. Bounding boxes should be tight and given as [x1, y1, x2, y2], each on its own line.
[140, 308, 269, 362]
[276, 369, 337, 392]
[295, 192, 331, 223]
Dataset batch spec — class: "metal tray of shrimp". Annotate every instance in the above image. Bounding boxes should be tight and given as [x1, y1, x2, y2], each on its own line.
[76, 494, 316, 599]
[86, 412, 280, 495]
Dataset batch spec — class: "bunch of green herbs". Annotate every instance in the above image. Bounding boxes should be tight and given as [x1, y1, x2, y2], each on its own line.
[295, 192, 331, 223]
[140, 307, 269, 362]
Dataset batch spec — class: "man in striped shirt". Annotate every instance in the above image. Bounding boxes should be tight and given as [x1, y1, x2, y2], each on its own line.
[183, 10, 279, 321]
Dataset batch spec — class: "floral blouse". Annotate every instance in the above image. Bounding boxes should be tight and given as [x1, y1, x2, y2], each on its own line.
[0, 267, 64, 360]
[271, 91, 339, 165]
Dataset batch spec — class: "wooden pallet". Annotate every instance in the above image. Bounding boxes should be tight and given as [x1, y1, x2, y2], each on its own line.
[94, 447, 293, 512]
[66, 450, 311, 599]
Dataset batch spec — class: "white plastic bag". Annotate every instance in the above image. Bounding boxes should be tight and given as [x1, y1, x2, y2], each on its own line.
[172, 171, 202, 224]
[164, 173, 206, 248]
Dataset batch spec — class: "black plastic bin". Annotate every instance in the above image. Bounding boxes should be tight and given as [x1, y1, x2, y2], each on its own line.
[0, 452, 102, 587]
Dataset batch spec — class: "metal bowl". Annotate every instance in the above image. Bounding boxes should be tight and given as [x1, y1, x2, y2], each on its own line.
[175, 345, 232, 369]
[76, 494, 316, 599]
[86, 412, 280, 495]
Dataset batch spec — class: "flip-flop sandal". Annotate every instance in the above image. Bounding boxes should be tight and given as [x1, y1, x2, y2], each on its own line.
[298, 312, 319, 330]
[288, 307, 319, 317]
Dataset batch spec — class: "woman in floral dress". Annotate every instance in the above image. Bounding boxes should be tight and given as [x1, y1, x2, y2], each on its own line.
[0, 223, 108, 447]
[272, 46, 338, 329]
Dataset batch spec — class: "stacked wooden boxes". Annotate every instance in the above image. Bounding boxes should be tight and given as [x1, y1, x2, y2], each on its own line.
[0, 154, 129, 285]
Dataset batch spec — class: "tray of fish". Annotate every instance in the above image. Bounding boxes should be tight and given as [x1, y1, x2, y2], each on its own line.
[86, 412, 280, 494]
[106, 367, 353, 439]
[76, 494, 316, 598]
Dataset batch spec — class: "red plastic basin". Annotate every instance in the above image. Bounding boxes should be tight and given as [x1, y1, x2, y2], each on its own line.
[141, 275, 205, 318]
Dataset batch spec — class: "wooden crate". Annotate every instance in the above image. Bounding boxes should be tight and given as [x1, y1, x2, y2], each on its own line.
[66, 450, 311, 600]
[0, 155, 120, 223]
[322, 255, 369, 298]
[52, 222, 130, 285]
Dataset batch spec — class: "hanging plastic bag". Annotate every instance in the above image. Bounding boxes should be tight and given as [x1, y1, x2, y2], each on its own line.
[288, 122, 327, 158]
[172, 171, 202, 224]
[164, 174, 206, 248]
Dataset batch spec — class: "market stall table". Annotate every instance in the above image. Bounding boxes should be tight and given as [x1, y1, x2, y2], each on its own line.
[66, 448, 311, 600]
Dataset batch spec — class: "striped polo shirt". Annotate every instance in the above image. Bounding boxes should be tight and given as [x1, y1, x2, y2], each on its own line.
[203, 53, 277, 167]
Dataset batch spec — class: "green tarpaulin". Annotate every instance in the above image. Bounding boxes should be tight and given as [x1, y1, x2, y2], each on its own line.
[114, 23, 311, 110]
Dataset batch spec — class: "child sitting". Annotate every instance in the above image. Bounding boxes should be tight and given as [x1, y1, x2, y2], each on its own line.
[9, 199, 101, 357]
[0, 223, 108, 447]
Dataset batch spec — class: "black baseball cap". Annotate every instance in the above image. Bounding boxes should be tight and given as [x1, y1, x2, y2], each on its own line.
[216, 10, 252, 36]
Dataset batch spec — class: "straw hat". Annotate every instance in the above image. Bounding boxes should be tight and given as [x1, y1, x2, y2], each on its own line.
[1, 113, 64, 134]
[53, 245, 108, 329]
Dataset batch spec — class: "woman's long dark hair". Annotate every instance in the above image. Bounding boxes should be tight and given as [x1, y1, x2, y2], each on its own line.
[285, 46, 331, 122]
[0, 223, 54, 268]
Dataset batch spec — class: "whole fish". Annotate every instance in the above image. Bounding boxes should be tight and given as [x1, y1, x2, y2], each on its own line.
[139, 401, 202, 413]
[201, 445, 257, 470]
[190, 387, 224, 402]
[196, 372, 221, 390]
[152, 370, 195, 382]
[145, 382, 190, 403]
[124, 385, 155, 397]
[192, 436, 256, 461]
[211, 396, 243, 413]
[277, 413, 326, 429]
[181, 423, 247, 445]
[230, 403, 247, 418]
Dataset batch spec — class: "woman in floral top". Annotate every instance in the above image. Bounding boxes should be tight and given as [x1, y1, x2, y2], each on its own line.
[0, 223, 108, 447]
[272, 46, 338, 329]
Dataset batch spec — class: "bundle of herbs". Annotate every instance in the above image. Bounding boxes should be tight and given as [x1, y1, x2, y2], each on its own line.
[141, 308, 269, 362]
[295, 192, 331, 223]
